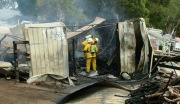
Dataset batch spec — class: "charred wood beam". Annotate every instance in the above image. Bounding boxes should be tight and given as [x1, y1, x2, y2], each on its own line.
[157, 64, 180, 70]
[159, 72, 173, 99]
[13, 41, 29, 44]
[154, 55, 180, 62]
[145, 92, 163, 98]
[26, 57, 31, 61]
[157, 76, 180, 93]
[13, 41, 19, 82]
[168, 86, 180, 97]
[15, 50, 30, 56]
[164, 97, 180, 103]
[13, 41, 30, 82]
[126, 76, 180, 104]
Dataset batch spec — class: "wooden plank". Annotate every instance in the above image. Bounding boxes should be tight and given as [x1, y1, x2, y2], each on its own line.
[63, 34, 69, 77]
[149, 50, 154, 77]
[55, 27, 67, 76]
[56, 31, 60, 75]
[32, 28, 42, 75]
[52, 28, 59, 74]
[27, 28, 37, 76]
[23, 28, 32, 76]
[124, 22, 136, 73]
[137, 46, 145, 72]
[118, 22, 136, 73]
[118, 22, 125, 73]
[67, 17, 106, 39]
[127, 22, 136, 73]
[55, 35, 60, 75]
[24, 22, 65, 29]
[42, 28, 49, 74]
[37, 28, 46, 74]
[23, 24, 69, 77]
[59, 36, 64, 76]
[124, 23, 128, 72]
[47, 28, 56, 74]
[139, 19, 149, 74]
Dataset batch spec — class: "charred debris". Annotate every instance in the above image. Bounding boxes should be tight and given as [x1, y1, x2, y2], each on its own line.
[66, 17, 180, 103]
[0, 17, 180, 103]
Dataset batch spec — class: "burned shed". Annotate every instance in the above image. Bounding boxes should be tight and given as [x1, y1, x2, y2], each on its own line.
[67, 17, 150, 78]
[118, 18, 150, 75]
[0, 17, 151, 82]
[0, 22, 70, 82]
[22, 22, 69, 78]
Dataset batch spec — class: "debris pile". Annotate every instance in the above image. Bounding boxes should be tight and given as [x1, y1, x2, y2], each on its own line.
[125, 74, 180, 104]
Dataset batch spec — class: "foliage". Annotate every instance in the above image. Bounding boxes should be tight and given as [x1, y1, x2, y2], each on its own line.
[147, 0, 169, 28]
[165, 0, 180, 35]
[114, 0, 149, 21]
[147, 0, 180, 35]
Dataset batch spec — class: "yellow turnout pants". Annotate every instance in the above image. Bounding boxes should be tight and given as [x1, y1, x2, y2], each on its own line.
[86, 57, 96, 73]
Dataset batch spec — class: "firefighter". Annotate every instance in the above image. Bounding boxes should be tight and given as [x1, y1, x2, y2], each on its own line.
[82, 35, 93, 58]
[83, 38, 98, 76]
[81, 35, 98, 58]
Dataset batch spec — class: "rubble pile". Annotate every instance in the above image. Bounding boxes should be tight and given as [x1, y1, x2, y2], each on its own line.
[125, 75, 180, 104]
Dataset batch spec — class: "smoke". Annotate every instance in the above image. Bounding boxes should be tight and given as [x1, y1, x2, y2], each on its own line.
[0, 9, 21, 26]
[74, 0, 120, 23]
[0, 0, 122, 27]
[30, 0, 121, 26]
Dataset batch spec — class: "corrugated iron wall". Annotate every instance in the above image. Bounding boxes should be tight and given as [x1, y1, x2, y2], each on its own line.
[23, 22, 69, 77]
[118, 22, 136, 73]
[118, 18, 149, 74]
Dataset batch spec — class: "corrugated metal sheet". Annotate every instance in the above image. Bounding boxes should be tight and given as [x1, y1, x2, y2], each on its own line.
[23, 22, 69, 77]
[137, 18, 149, 74]
[118, 22, 136, 73]
[55, 81, 130, 104]
[118, 18, 149, 74]
[67, 17, 105, 39]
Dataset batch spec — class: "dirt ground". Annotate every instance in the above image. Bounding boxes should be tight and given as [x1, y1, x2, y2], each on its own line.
[0, 77, 64, 104]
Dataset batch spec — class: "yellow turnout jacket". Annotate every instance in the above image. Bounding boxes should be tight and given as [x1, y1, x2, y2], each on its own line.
[83, 43, 98, 58]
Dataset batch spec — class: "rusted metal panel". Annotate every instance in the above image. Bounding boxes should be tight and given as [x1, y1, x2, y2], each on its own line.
[118, 18, 150, 75]
[23, 22, 69, 78]
[137, 18, 149, 74]
[118, 22, 136, 73]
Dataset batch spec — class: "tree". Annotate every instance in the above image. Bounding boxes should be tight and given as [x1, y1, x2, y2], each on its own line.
[165, 0, 180, 35]
[147, 0, 180, 35]
[147, 0, 170, 31]
[114, 0, 149, 21]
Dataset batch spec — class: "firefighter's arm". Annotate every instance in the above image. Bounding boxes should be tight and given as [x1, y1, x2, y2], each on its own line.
[83, 44, 89, 52]
[82, 40, 88, 46]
